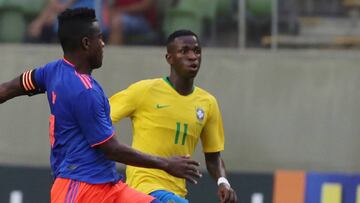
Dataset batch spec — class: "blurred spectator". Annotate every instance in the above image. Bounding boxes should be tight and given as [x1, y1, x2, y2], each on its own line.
[108, 0, 157, 45]
[27, 0, 106, 43]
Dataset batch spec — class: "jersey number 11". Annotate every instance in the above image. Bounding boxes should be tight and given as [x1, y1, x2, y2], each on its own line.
[175, 122, 188, 145]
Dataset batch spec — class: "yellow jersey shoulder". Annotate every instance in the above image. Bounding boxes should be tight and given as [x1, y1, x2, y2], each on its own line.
[125, 78, 165, 97]
[194, 86, 218, 104]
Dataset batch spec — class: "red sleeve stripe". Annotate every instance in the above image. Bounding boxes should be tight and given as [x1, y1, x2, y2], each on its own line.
[91, 132, 115, 147]
[80, 74, 92, 89]
[22, 70, 36, 91]
[75, 72, 92, 89]
[78, 75, 90, 89]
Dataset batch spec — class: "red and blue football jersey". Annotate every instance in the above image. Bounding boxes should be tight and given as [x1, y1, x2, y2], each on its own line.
[21, 58, 118, 184]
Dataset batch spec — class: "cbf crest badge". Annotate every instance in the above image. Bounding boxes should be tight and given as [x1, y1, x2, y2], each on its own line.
[196, 108, 205, 121]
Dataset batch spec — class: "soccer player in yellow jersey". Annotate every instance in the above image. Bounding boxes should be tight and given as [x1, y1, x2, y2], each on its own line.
[110, 30, 238, 203]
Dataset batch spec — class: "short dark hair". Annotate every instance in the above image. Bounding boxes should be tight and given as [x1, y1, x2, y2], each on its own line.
[166, 29, 199, 46]
[58, 8, 97, 52]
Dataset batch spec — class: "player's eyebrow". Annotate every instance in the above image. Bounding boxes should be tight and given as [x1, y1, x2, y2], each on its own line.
[179, 44, 200, 50]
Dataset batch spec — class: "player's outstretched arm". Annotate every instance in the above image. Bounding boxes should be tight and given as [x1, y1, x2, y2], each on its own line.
[97, 137, 202, 184]
[205, 152, 238, 203]
[0, 76, 26, 104]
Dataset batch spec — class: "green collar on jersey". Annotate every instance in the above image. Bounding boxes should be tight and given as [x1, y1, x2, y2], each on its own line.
[163, 76, 195, 94]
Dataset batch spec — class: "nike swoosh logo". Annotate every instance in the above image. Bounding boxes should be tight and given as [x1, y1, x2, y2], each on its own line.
[156, 104, 170, 109]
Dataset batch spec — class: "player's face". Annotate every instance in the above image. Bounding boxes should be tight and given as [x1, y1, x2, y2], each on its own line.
[88, 21, 105, 69]
[167, 35, 202, 79]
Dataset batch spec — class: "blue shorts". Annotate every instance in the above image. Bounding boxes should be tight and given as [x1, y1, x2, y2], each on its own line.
[149, 190, 189, 203]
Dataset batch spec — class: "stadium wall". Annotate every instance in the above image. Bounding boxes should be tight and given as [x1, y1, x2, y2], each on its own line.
[1, 45, 360, 173]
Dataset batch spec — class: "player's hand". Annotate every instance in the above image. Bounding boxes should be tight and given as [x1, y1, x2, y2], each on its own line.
[218, 183, 237, 203]
[164, 155, 202, 184]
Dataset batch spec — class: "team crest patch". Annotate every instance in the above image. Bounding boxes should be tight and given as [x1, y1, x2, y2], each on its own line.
[196, 108, 205, 121]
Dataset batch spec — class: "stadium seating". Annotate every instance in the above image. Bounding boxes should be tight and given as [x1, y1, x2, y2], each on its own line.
[0, 0, 45, 17]
[247, 0, 272, 17]
[163, 9, 202, 39]
[343, 0, 360, 6]
[0, 5, 25, 42]
[22, 0, 45, 18]
[216, 0, 233, 17]
[162, 0, 218, 43]
[196, 0, 218, 20]
[0, 0, 45, 43]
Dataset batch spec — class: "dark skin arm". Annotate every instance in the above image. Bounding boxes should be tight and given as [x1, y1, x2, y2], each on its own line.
[97, 137, 202, 184]
[0, 76, 26, 104]
[205, 152, 238, 203]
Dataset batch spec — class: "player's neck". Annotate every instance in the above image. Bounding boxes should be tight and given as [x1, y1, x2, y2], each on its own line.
[167, 75, 194, 96]
[64, 54, 92, 75]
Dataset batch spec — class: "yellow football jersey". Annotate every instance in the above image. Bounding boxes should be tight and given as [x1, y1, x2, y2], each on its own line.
[109, 77, 224, 197]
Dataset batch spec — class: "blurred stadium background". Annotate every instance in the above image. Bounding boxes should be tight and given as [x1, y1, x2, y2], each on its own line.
[1, 0, 360, 202]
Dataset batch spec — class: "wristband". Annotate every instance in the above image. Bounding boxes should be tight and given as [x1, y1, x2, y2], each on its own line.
[217, 177, 231, 187]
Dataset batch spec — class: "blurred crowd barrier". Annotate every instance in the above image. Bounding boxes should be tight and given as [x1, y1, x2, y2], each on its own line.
[1, 0, 359, 49]
[1, 165, 359, 203]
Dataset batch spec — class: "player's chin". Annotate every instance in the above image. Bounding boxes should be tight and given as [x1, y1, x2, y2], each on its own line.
[92, 61, 102, 69]
[187, 70, 199, 78]
[94, 54, 103, 68]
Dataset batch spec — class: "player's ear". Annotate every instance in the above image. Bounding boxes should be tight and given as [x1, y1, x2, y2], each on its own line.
[165, 53, 172, 64]
[81, 37, 90, 50]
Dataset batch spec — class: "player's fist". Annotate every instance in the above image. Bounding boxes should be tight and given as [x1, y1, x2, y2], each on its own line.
[218, 184, 237, 203]
[164, 155, 202, 184]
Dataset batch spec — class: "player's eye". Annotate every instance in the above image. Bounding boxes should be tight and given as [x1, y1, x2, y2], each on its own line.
[194, 48, 201, 54]
[179, 49, 186, 54]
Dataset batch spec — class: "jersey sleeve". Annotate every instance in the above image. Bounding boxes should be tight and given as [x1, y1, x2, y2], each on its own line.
[200, 97, 225, 153]
[20, 68, 45, 96]
[73, 89, 115, 147]
[109, 81, 147, 123]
